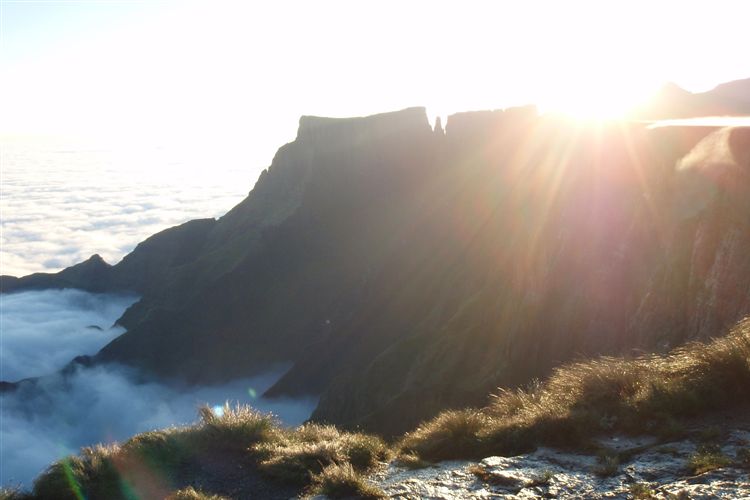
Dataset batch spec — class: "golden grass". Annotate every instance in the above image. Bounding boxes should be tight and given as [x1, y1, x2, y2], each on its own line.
[25, 317, 750, 497]
[401, 317, 750, 461]
[31, 405, 389, 499]
[32, 405, 277, 500]
[307, 463, 385, 499]
[254, 423, 390, 484]
[166, 487, 230, 500]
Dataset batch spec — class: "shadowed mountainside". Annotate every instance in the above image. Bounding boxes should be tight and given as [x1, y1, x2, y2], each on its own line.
[3, 99, 750, 434]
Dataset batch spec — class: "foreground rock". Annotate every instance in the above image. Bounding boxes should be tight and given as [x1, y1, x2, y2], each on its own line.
[373, 432, 750, 499]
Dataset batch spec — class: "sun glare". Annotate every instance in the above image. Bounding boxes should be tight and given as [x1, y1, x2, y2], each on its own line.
[539, 89, 641, 120]
[531, 69, 658, 120]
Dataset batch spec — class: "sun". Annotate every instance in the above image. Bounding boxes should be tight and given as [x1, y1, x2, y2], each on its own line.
[535, 77, 654, 120]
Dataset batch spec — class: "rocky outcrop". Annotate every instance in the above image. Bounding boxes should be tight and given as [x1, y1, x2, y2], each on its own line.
[374, 431, 750, 499]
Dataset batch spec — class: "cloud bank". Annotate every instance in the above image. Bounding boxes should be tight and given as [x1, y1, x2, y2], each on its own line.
[0, 289, 139, 382]
[0, 290, 316, 489]
[0, 136, 257, 277]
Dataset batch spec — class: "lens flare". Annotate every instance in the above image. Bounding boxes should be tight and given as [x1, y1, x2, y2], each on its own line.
[61, 458, 85, 500]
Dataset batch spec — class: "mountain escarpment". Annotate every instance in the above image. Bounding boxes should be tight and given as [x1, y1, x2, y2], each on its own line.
[3, 105, 749, 434]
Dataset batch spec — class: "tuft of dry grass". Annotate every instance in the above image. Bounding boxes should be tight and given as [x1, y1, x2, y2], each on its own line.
[195, 403, 277, 451]
[254, 423, 390, 484]
[32, 405, 279, 500]
[397, 410, 491, 461]
[629, 482, 656, 499]
[33, 444, 122, 500]
[593, 454, 620, 477]
[687, 445, 732, 475]
[30, 404, 388, 499]
[307, 463, 385, 499]
[395, 452, 432, 469]
[401, 317, 750, 462]
[166, 487, 230, 500]
[0, 487, 32, 500]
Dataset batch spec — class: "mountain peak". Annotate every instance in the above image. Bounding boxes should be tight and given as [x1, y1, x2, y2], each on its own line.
[659, 81, 691, 96]
[86, 254, 107, 265]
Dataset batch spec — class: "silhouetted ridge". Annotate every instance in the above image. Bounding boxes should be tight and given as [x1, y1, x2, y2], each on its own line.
[296, 107, 430, 144]
[632, 77, 750, 119]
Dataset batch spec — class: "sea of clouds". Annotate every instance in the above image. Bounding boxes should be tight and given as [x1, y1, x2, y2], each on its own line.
[0, 290, 317, 488]
[0, 289, 139, 382]
[0, 135, 260, 277]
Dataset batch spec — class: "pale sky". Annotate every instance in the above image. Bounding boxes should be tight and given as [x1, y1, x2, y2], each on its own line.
[1, 0, 749, 164]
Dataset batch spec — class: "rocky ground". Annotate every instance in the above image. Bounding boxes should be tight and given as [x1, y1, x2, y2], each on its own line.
[369, 430, 750, 499]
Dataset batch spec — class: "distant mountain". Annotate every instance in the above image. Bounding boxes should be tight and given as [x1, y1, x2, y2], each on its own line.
[3, 98, 750, 434]
[632, 77, 750, 119]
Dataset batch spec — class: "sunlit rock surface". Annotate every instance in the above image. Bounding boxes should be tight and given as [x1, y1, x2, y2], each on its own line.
[373, 432, 750, 499]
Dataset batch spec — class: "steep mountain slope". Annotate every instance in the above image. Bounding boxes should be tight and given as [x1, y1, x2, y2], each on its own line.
[301, 120, 750, 434]
[3, 106, 749, 434]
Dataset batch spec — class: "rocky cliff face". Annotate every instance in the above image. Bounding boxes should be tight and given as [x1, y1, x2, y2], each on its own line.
[4, 105, 749, 434]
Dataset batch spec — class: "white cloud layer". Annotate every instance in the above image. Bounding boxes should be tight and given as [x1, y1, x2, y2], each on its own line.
[0, 135, 260, 277]
[0, 287, 316, 489]
[0, 289, 138, 382]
